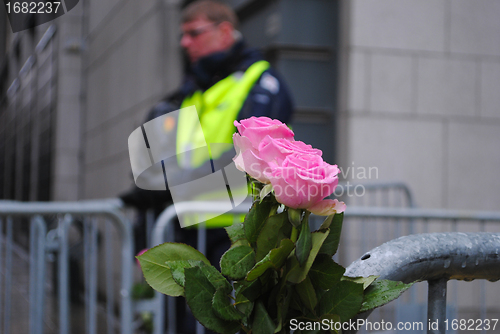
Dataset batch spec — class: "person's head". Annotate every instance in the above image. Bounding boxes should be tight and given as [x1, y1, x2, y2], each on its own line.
[180, 0, 240, 63]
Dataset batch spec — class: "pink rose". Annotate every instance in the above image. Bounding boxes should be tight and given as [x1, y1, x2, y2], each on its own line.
[233, 117, 295, 183]
[234, 117, 294, 147]
[264, 153, 343, 214]
[258, 136, 322, 169]
[233, 133, 270, 183]
[233, 135, 323, 183]
[308, 199, 346, 215]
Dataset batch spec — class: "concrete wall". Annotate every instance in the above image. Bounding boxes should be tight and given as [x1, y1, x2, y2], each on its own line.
[52, 10, 84, 201]
[82, 0, 182, 199]
[340, 0, 500, 211]
[338, 0, 500, 321]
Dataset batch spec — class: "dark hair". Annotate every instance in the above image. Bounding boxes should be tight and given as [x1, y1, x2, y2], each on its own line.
[182, 0, 239, 29]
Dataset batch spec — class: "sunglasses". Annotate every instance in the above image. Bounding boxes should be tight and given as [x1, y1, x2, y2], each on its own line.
[180, 23, 219, 40]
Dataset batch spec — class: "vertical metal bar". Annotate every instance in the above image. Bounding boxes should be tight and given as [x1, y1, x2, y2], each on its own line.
[88, 218, 98, 334]
[146, 209, 155, 250]
[154, 213, 174, 334]
[197, 222, 207, 256]
[29, 217, 37, 334]
[0, 218, 3, 331]
[162, 294, 171, 334]
[105, 221, 115, 334]
[35, 216, 47, 334]
[165, 224, 176, 334]
[83, 217, 90, 333]
[480, 220, 486, 334]
[196, 221, 207, 334]
[58, 214, 72, 334]
[360, 218, 367, 253]
[427, 278, 447, 334]
[4, 216, 13, 334]
[120, 215, 134, 334]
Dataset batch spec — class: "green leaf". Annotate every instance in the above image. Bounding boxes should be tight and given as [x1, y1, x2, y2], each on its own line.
[245, 199, 275, 245]
[287, 229, 330, 284]
[246, 239, 294, 281]
[287, 208, 303, 227]
[342, 275, 378, 290]
[252, 301, 276, 334]
[230, 239, 251, 248]
[277, 215, 293, 242]
[165, 260, 203, 287]
[220, 245, 256, 280]
[295, 216, 312, 267]
[137, 243, 210, 297]
[318, 213, 334, 230]
[260, 183, 274, 202]
[212, 288, 244, 321]
[197, 263, 233, 294]
[234, 285, 254, 326]
[225, 223, 246, 244]
[184, 267, 240, 334]
[360, 279, 413, 312]
[275, 286, 292, 333]
[318, 213, 343, 256]
[166, 260, 232, 294]
[240, 278, 262, 302]
[295, 276, 317, 312]
[309, 254, 345, 290]
[319, 280, 363, 322]
[255, 212, 288, 261]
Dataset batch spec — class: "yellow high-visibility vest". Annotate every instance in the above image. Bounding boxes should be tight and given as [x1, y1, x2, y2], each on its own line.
[177, 60, 270, 228]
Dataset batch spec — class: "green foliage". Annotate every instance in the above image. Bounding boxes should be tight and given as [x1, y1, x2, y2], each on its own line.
[255, 212, 289, 261]
[184, 266, 241, 334]
[244, 197, 276, 245]
[360, 279, 414, 312]
[287, 229, 330, 284]
[318, 213, 343, 257]
[220, 245, 256, 280]
[139, 186, 416, 334]
[295, 213, 312, 266]
[137, 242, 210, 297]
[309, 254, 345, 290]
[318, 280, 364, 322]
[246, 239, 294, 281]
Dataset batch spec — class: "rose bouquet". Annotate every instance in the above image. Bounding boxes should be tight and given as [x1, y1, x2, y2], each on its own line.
[138, 117, 412, 334]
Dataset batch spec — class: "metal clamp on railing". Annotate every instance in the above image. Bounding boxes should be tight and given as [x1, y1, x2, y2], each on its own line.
[345, 232, 500, 334]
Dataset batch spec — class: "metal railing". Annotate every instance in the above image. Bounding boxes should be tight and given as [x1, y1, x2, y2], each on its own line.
[2, 183, 498, 334]
[345, 232, 500, 334]
[145, 202, 500, 334]
[0, 199, 134, 334]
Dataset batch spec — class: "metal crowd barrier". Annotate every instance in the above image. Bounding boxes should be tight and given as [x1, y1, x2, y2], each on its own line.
[345, 232, 500, 334]
[0, 199, 134, 334]
[145, 203, 500, 334]
[336, 181, 416, 208]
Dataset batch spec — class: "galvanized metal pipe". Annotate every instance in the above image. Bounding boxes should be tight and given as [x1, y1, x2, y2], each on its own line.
[345, 232, 500, 334]
[427, 278, 447, 334]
